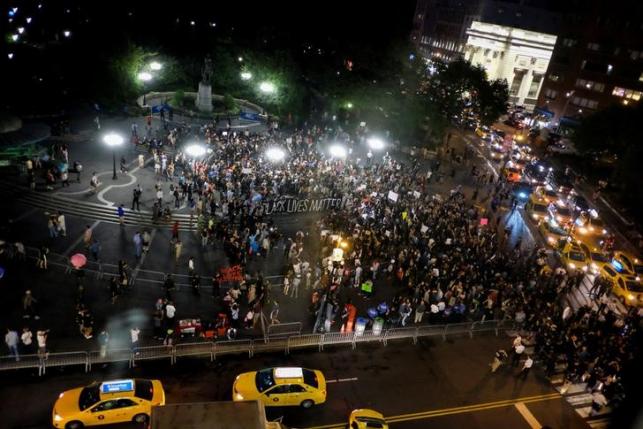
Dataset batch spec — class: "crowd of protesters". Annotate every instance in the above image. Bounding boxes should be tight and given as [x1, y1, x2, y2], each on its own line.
[2, 115, 640, 416]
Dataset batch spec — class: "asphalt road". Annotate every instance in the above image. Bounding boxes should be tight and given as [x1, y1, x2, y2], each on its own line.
[0, 336, 588, 429]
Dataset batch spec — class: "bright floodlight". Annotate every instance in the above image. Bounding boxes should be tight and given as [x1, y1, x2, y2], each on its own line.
[63, 30, 71, 38]
[138, 72, 152, 82]
[259, 81, 276, 93]
[17, 27, 24, 34]
[367, 137, 385, 151]
[241, 71, 252, 80]
[149, 61, 162, 71]
[238, 56, 243, 62]
[265, 147, 286, 162]
[185, 144, 207, 158]
[103, 133, 124, 147]
[26, 17, 32, 23]
[11, 34, 18, 41]
[329, 144, 347, 159]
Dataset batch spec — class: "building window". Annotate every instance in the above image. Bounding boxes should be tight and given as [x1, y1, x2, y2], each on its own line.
[562, 38, 576, 47]
[544, 88, 558, 100]
[572, 97, 599, 109]
[575, 79, 605, 92]
[528, 74, 543, 98]
[612, 87, 642, 100]
[587, 43, 600, 51]
[510, 70, 526, 95]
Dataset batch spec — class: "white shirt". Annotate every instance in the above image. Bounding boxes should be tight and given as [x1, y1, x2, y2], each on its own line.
[21, 331, 33, 346]
[165, 305, 176, 318]
[522, 357, 533, 369]
[130, 328, 140, 343]
[37, 332, 47, 348]
[515, 344, 526, 354]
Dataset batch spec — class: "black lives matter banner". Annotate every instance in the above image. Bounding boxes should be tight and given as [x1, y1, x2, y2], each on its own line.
[262, 197, 347, 215]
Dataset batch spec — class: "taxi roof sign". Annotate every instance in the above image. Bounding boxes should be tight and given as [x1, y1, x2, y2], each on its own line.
[100, 379, 134, 394]
[274, 367, 303, 379]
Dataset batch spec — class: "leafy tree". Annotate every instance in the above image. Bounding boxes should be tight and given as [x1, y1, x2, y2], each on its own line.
[223, 93, 236, 111]
[424, 57, 508, 127]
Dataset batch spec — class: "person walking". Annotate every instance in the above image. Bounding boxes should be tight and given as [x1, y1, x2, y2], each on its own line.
[56, 211, 67, 237]
[89, 239, 101, 261]
[518, 355, 533, 379]
[130, 327, 140, 356]
[174, 239, 182, 263]
[414, 300, 426, 323]
[5, 329, 20, 361]
[133, 231, 142, 260]
[20, 327, 33, 354]
[23, 290, 39, 320]
[132, 185, 142, 211]
[142, 230, 151, 254]
[36, 329, 49, 359]
[117, 204, 125, 225]
[511, 341, 526, 367]
[109, 277, 119, 304]
[90, 172, 99, 193]
[490, 349, 508, 373]
[83, 225, 93, 248]
[138, 153, 145, 168]
[47, 215, 58, 239]
[98, 329, 109, 359]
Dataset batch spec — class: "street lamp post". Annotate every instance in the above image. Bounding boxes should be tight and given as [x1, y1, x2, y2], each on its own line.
[103, 133, 124, 180]
[138, 71, 153, 107]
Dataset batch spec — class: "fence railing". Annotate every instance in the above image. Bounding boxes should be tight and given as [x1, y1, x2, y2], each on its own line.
[0, 320, 514, 375]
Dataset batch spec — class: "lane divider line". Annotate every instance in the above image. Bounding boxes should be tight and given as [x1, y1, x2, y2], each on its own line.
[305, 393, 560, 429]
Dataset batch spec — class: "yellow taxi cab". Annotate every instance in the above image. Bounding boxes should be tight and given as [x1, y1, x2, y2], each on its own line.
[233, 367, 326, 408]
[559, 242, 588, 272]
[475, 126, 489, 139]
[52, 379, 165, 429]
[599, 265, 643, 307]
[533, 186, 561, 205]
[525, 196, 548, 223]
[574, 213, 608, 238]
[538, 219, 568, 248]
[349, 409, 389, 429]
[611, 251, 643, 277]
[578, 243, 611, 275]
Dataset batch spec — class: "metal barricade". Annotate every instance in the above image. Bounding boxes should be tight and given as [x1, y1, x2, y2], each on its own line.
[286, 334, 323, 354]
[354, 330, 385, 348]
[88, 348, 132, 370]
[0, 354, 43, 375]
[383, 327, 418, 345]
[213, 339, 253, 358]
[251, 338, 289, 357]
[174, 342, 215, 363]
[42, 352, 89, 374]
[416, 324, 448, 341]
[470, 320, 499, 337]
[266, 322, 302, 341]
[444, 322, 473, 339]
[320, 332, 355, 351]
[132, 345, 174, 364]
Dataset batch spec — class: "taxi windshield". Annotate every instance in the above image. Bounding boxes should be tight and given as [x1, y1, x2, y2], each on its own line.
[569, 251, 585, 261]
[591, 253, 610, 263]
[256, 369, 276, 393]
[79, 385, 101, 411]
[626, 281, 643, 292]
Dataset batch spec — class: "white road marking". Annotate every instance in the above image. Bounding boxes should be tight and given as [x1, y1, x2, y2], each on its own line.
[514, 402, 541, 429]
[96, 158, 150, 206]
[325, 377, 358, 384]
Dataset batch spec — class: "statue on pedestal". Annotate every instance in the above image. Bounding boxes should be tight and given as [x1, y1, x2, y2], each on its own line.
[195, 55, 214, 112]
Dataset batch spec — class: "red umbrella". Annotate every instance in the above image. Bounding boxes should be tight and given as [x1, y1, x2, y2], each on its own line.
[70, 253, 87, 269]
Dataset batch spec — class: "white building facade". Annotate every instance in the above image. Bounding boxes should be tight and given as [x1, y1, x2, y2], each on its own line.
[464, 21, 557, 111]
